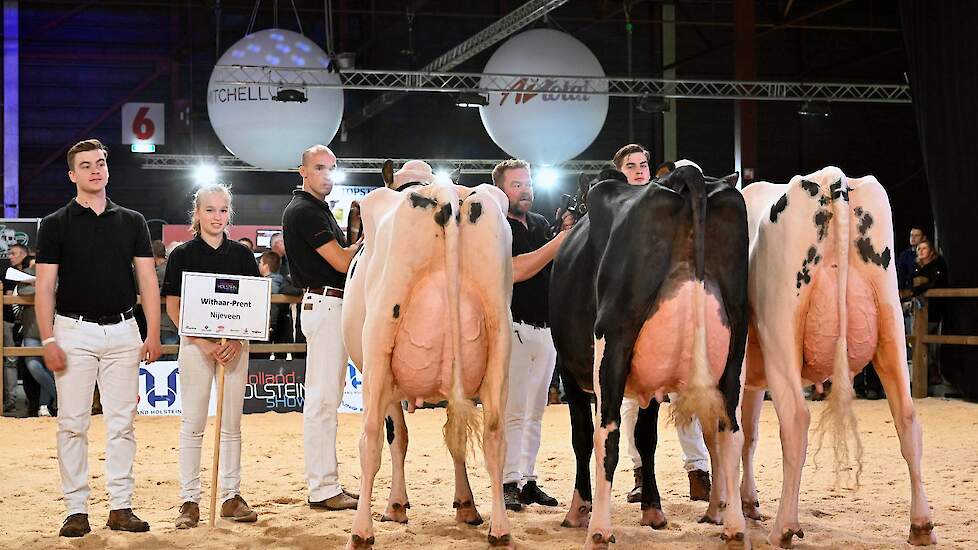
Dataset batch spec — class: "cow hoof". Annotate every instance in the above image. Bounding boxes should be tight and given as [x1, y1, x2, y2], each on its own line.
[742, 500, 764, 521]
[561, 503, 591, 528]
[380, 501, 410, 524]
[770, 527, 804, 549]
[347, 534, 375, 549]
[721, 531, 749, 550]
[585, 532, 616, 549]
[487, 532, 513, 547]
[698, 513, 723, 526]
[453, 499, 484, 526]
[908, 521, 937, 546]
[640, 506, 667, 529]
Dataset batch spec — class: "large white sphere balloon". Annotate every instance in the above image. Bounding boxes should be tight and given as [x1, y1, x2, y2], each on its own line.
[207, 29, 343, 171]
[479, 29, 608, 165]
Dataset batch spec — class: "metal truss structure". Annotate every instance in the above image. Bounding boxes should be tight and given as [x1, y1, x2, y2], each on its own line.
[211, 66, 911, 103]
[141, 154, 612, 174]
[345, 0, 570, 128]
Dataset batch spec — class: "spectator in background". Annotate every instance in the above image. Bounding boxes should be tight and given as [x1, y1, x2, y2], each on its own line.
[237, 237, 255, 252]
[9, 244, 57, 416]
[897, 226, 926, 292]
[3, 262, 19, 414]
[257, 251, 300, 358]
[270, 233, 290, 278]
[907, 240, 949, 389]
[153, 240, 180, 358]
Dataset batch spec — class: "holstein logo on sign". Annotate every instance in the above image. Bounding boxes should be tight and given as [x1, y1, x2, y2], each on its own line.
[479, 29, 608, 165]
[141, 366, 178, 409]
[215, 278, 240, 294]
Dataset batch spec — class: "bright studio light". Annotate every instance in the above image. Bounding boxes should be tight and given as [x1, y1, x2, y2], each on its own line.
[435, 169, 454, 185]
[331, 169, 348, 184]
[537, 166, 559, 189]
[193, 164, 218, 186]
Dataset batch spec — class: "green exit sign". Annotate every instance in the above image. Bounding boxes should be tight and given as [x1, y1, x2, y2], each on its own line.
[131, 142, 156, 153]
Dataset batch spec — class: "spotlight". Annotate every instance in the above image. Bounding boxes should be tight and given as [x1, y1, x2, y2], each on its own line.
[193, 164, 218, 186]
[435, 170, 454, 185]
[272, 87, 308, 102]
[331, 169, 348, 184]
[637, 95, 670, 114]
[537, 166, 559, 189]
[455, 92, 489, 108]
[798, 100, 830, 117]
[333, 52, 356, 70]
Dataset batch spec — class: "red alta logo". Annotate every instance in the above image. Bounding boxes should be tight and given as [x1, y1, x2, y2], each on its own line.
[499, 77, 593, 106]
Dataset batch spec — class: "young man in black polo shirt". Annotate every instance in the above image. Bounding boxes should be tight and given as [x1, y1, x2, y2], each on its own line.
[492, 159, 571, 512]
[282, 144, 362, 511]
[35, 139, 162, 537]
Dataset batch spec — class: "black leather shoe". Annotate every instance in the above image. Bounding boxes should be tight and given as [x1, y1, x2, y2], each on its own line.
[520, 481, 558, 506]
[59, 513, 91, 537]
[106, 508, 150, 532]
[503, 482, 523, 512]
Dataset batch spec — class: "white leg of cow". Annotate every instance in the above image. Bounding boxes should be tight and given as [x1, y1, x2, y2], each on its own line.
[349, 365, 393, 549]
[719, 420, 749, 547]
[449, 441, 483, 526]
[699, 426, 723, 525]
[585, 337, 618, 550]
[872, 309, 936, 545]
[763, 343, 810, 549]
[380, 402, 410, 524]
[480, 320, 513, 548]
[739, 388, 765, 521]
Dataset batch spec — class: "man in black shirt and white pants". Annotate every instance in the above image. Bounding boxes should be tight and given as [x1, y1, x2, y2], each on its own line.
[282, 144, 362, 511]
[35, 139, 162, 537]
[492, 160, 572, 511]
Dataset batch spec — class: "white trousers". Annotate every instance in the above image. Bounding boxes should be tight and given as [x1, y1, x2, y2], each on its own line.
[178, 337, 249, 504]
[301, 292, 348, 501]
[53, 315, 142, 515]
[504, 323, 557, 486]
[621, 394, 709, 472]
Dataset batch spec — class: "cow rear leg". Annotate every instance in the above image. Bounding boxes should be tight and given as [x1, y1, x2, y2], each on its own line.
[560, 370, 593, 529]
[699, 425, 724, 525]
[585, 337, 626, 549]
[349, 382, 393, 549]
[480, 335, 513, 548]
[718, 424, 749, 548]
[872, 310, 936, 546]
[449, 445, 483, 526]
[634, 401, 667, 529]
[739, 388, 765, 521]
[381, 403, 411, 524]
[766, 370, 810, 549]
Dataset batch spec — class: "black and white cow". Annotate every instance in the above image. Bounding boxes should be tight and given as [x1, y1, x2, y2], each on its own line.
[550, 164, 750, 548]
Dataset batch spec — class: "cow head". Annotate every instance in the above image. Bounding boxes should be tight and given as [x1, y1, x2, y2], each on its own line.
[389, 159, 435, 192]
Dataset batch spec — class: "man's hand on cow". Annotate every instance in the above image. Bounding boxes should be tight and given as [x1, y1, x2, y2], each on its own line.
[559, 211, 576, 232]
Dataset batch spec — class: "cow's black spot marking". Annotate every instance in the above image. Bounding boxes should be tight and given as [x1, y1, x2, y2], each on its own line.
[819, 195, 829, 206]
[770, 194, 789, 223]
[800, 179, 820, 197]
[855, 207, 874, 236]
[434, 203, 452, 226]
[469, 202, 483, 224]
[856, 237, 891, 269]
[393, 304, 400, 319]
[796, 266, 812, 289]
[409, 193, 437, 209]
[830, 179, 849, 202]
[814, 210, 833, 241]
[806, 246, 818, 263]
[385, 416, 395, 444]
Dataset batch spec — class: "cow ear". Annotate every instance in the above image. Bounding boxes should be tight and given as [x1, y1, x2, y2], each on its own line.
[721, 172, 740, 187]
[382, 160, 394, 187]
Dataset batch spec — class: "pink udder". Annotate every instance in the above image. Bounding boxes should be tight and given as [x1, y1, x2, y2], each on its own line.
[391, 272, 487, 401]
[627, 281, 730, 405]
[802, 268, 879, 383]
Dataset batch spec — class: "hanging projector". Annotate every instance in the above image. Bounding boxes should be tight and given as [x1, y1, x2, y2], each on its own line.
[272, 87, 308, 103]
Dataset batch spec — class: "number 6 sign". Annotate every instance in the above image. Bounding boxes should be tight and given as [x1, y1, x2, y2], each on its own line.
[122, 103, 165, 145]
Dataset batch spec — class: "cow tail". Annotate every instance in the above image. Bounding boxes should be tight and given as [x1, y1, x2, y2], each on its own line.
[442, 200, 482, 460]
[672, 171, 728, 433]
[815, 173, 864, 488]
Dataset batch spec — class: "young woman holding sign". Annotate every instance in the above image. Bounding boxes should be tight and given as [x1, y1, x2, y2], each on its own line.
[162, 184, 261, 528]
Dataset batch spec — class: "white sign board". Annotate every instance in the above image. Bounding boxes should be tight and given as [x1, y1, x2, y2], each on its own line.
[137, 361, 217, 416]
[179, 272, 271, 340]
[338, 359, 363, 413]
[327, 185, 373, 228]
[122, 102, 165, 145]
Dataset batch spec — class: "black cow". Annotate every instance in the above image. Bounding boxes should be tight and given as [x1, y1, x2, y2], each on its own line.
[550, 165, 750, 548]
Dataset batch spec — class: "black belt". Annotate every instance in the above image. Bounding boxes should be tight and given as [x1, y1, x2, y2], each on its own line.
[58, 308, 134, 325]
[305, 287, 344, 298]
[516, 320, 549, 329]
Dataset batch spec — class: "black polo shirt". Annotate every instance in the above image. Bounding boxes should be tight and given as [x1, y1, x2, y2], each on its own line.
[162, 235, 260, 296]
[281, 190, 348, 289]
[509, 211, 552, 327]
[36, 198, 153, 317]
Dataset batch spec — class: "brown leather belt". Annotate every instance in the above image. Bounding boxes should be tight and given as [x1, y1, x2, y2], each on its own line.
[305, 287, 344, 298]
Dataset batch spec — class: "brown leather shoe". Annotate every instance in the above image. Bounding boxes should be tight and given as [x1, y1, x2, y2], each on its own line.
[59, 513, 91, 537]
[175, 501, 199, 529]
[689, 469, 711, 502]
[221, 495, 258, 522]
[627, 468, 643, 503]
[309, 490, 358, 511]
[106, 508, 150, 532]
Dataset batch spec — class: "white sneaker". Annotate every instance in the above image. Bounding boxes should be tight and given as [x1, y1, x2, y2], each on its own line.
[38, 405, 50, 417]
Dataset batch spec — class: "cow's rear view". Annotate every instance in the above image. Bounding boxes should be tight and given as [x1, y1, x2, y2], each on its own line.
[550, 165, 750, 549]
